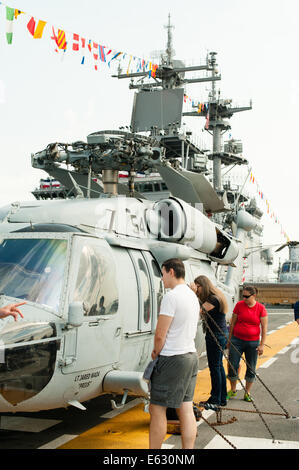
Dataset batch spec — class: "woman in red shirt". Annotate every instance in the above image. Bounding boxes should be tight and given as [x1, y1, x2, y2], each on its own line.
[227, 286, 268, 402]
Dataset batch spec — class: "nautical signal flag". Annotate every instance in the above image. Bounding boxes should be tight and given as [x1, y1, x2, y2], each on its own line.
[5, 6, 24, 44]
[57, 29, 67, 50]
[5, 6, 14, 44]
[93, 42, 99, 70]
[99, 45, 106, 62]
[51, 27, 67, 51]
[27, 17, 47, 39]
[14, 9, 23, 19]
[72, 33, 80, 51]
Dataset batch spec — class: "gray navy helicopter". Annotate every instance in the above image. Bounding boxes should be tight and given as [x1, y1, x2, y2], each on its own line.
[276, 241, 299, 283]
[0, 18, 259, 413]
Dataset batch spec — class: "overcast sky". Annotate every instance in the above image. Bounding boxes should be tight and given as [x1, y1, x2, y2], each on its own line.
[0, 0, 298, 262]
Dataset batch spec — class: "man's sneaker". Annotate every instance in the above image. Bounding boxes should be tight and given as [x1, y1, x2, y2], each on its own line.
[243, 392, 252, 402]
[227, 390, 237, 400]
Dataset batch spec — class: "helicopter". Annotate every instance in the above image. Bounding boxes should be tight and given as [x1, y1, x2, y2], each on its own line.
[276, 241, 299, 283]
[0, 21, 259, 414]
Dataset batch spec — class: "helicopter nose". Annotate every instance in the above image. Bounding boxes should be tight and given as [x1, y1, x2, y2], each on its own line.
[0, 322, 60, 406]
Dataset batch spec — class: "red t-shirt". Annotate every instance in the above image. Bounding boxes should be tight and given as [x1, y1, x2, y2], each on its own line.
[232, 301, 267, 341]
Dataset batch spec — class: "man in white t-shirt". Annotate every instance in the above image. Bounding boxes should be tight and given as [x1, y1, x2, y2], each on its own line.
[149, 258, 199, 449]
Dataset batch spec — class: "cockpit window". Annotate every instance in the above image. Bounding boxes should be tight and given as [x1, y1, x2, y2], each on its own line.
[0, 238, 67, 311]
[281, 262, 291, 273]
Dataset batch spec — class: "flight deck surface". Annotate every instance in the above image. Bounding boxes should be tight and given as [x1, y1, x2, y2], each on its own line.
[0, 308, 298, 452]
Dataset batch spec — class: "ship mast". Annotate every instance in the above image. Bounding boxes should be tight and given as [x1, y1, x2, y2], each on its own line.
[164, 13, 175, 67]
[183, 51, 252, 193]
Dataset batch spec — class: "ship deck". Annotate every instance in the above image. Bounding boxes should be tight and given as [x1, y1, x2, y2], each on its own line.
[1, 308, 298, 458]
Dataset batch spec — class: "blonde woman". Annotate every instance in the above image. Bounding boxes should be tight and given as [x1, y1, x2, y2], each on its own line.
[191, 275, 228, 407]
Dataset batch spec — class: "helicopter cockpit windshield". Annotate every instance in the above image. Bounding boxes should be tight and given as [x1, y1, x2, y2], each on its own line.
[0, 238, 67, 312]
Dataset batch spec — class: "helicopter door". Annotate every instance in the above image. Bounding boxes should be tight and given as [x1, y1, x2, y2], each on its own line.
[142, 252, 164, 331]
[128, 250, 153, 333]
[62, 236, 120, 374]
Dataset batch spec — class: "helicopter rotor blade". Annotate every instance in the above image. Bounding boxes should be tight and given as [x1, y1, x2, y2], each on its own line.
[46, 167, 103, 198]
[275, 241, 299, 252]
[155, 163, 228, 212]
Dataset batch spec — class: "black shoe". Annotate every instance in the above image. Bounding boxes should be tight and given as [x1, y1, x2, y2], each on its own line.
[220, 401, 227, 407]
[202, 402, 220, 411]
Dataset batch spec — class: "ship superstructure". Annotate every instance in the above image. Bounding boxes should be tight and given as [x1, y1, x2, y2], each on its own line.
[30, 15, 273, 287]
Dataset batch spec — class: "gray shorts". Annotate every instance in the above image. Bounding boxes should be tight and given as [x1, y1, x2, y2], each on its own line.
[150, 352, 199, 408]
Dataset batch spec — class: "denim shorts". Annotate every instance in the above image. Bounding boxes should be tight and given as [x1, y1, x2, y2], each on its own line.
[150, 352, 199, 408]
[227, 335, 259, 383]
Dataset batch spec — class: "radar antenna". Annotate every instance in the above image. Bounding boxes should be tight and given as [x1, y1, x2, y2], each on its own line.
[164, 13, 175, 67]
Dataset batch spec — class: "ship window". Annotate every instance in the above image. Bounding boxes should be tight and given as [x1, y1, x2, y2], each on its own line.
[154, 183, 161, 191]
[0, 238, 67, 311]
[151, 259, 164, 313]
[292, 262, 297, 272]
[143, 183, 154, 192]
[282, 262, 290, 273]
[73, 242, 118, 316]
[129, 250, 152, 330]
[161, 183, 168, 190]
[138, 258, 151, 324]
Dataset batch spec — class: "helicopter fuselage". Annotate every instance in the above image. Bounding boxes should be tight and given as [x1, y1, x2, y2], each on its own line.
[0, 196, 236, 412]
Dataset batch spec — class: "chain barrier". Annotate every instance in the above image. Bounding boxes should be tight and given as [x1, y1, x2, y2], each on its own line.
[219, 407, 290, 417]
[202, 307, 290, 419]
[198, 307, 277, 442]
[196, 408, 238, 449]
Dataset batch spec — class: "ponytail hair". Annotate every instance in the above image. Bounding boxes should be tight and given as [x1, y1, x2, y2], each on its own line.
[194, 275, 228, 314]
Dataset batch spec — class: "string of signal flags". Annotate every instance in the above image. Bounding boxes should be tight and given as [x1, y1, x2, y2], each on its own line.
[249, 171, 290, 241]
[1, 2, 159, 76]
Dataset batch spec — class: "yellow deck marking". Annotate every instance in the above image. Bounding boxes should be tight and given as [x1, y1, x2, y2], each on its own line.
[59, 322, 299, 450]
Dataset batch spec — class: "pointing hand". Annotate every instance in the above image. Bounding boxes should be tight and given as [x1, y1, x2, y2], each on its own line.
[0, 302, 26, 321]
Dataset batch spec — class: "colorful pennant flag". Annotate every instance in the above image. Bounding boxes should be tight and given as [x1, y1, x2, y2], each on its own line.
[51, 26, 59, 52]
[72, 33, 79, 51]
[99, 45, 106, 62]
[27, 17, 35, 35]
[27, 17, 47, 39]
[6, 6, 14, 45]
[127, 55, 133, 75]
[14, 9, 23, 19]
[93, 42, 99, 70]
[80, 37, 86, 64]
[151, 63, 158, 78]
[108, 51, 122, 67]
[57, 29, 67, 50]
[34, 20, 46, 38]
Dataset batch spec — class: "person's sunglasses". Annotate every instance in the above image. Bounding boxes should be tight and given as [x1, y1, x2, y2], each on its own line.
[243, 294, 252, 299]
